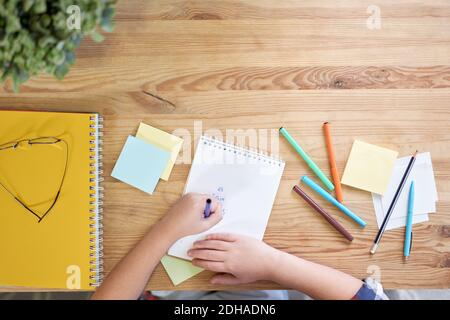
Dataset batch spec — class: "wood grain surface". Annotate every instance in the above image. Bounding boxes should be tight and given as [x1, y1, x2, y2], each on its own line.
[0, 0, 449, 291]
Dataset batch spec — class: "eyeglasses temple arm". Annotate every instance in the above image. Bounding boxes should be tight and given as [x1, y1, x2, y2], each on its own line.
[37, 190, 61, 223]
[14, 197, 42, 221]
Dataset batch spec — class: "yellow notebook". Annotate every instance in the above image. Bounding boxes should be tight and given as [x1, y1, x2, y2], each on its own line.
[0, 110, 103, 290]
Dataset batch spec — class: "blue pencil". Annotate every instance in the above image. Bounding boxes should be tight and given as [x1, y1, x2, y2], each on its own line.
[301, 175, 367, 227]
[404, 181, 414, 259]
[203, 199, 212, 218]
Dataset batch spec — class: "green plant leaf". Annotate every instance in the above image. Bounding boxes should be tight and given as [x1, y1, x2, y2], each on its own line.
[6, 16, 21, 33]
[54, 63, 70, 80]
[32, 0, 47, 14]
[90, 30, 105, 43]
[0, 0, 116, 91]
[101, 19, 115, 33]
[11, 68, 20, 92]
[23, 0, 35, 12]
[18, 69, 29, 82]
[64, 51, 75, 64]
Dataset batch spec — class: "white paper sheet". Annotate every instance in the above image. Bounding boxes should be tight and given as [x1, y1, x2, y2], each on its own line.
[372, 152, 437, 230]
[168, 136, 285, 260]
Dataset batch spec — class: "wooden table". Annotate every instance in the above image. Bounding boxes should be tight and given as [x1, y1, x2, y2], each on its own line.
[1, 0, 449, 290]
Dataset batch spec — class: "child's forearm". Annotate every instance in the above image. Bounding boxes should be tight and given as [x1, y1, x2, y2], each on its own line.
[91, 220, 177, 300]
[268, 250, 363, 300]
[92, 193, 222, 300]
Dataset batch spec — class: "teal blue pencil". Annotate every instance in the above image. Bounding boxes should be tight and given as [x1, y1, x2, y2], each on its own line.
[301, 175, 366, 227]
[280, 127, 334, 191]
[404, 181, 414, 259]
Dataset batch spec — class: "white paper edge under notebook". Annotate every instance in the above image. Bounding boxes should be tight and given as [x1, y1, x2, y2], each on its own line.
[168, 136, 285, 260]
[373, 193, 429, 230]
[372, 152, 437, 231]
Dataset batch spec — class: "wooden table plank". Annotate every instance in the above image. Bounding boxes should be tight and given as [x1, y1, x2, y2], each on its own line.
[118, 0, 450, 21]
[3, 14, 450, 93]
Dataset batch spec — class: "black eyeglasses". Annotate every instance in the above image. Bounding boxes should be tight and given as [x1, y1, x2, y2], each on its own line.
[0, 137, 68, 223]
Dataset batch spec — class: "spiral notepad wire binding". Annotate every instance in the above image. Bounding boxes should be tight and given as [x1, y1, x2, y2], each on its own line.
[88, 114, 104, 287]
[200, 135, 284, 166]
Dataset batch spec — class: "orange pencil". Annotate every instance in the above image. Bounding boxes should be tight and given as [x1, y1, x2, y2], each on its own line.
[323, 122, 343, 202]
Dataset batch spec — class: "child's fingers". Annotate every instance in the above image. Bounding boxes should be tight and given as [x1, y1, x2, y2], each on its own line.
[206, 233, 237, 242]
[192, 240, 230, 251]
[192, 259, 227, 273]
[188, 249, 226, 261]
[210, 273, 242, 285]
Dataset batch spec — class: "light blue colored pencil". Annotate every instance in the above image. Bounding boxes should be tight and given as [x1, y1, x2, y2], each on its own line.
[301, 175, 366, 227]
[404, 181, 414, 259]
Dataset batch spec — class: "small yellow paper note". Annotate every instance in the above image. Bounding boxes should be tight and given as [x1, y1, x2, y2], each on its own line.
[136, 123, 183, 181]
[341, 140, 398, 195]
[161, 255, 203, 286]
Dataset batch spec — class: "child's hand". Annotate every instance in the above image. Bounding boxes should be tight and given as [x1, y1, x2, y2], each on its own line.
[188, 234, 279, 285]
[161, 193, 222, 240]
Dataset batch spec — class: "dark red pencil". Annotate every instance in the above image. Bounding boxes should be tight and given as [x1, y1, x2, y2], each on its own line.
[293, 185, 353, 241]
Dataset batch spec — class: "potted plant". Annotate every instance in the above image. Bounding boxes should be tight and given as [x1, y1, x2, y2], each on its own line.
[0, 0, 116, 92]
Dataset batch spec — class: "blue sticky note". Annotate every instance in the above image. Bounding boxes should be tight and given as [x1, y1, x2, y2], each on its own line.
[111, 136, 170, 194]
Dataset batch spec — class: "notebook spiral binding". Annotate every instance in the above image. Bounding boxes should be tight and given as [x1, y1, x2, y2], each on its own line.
[88, 114, 104, 287]
[201, 135, 284, 166]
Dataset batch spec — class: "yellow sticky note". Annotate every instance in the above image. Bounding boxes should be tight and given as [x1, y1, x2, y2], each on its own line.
[136, 123, 183, 181]
[341, 140, 398, 195]
[161, 255, 203, 286]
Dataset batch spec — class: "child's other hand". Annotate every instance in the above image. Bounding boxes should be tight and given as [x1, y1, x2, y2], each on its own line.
[161, 193, 222, 240]
[188, 234, 278, 285]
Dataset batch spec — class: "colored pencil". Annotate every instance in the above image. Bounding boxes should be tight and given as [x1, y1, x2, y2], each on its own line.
[293, 185, 353, 241]
[301, 175, 366, 227]
[280, 127, 334, 191]
[323, 122, 344, 202]
[203, 198, 212, 218]
[404, 181, 414, 259]
[370, 151, 418, 255]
